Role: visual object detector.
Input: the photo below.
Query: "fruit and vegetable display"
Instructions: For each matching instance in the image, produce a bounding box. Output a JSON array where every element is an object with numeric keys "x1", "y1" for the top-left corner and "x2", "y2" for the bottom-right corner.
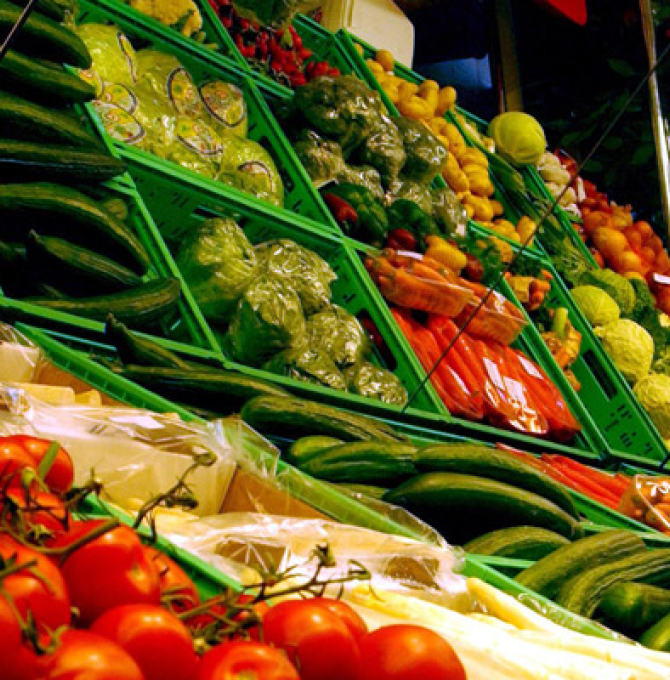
[{"x1": 121, "y1": 0, "x2": 207, "y2": 41}]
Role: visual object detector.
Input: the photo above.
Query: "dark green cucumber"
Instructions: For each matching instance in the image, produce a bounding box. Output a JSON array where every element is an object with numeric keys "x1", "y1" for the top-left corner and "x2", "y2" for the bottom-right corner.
[
  {"x1": 598, "y1": 583, "x2": 670, "y2": 633},
  {"x1": 334, "y1": 483, "x2": 389, "y2": 500},
  {"x1": 112, "y1": 365, "x2": 290, "y2": 415},
  {"x1": 383, "y1": 472, "x2": 584, "y2": 544},
  {"x1": 285, "y1": 436, "x2": 344, "y2": 467},
  {"x1": 6, "y1": 0, "x2": 65, "y2": 20},
  {"x1": 297, "y1": 441, "x2": 418, "y2": 484},
  {"x1": 105, "y1": 316, "x2": 192, "y2": 370},
  {"x1": 0, "y1": 91, "x2": 100, "y2": 146},
  {"x1": 27, "y1": 232, "x2": 141, "y2": 296},
  {"x1": 556, "y1": 548, "x2": 670, "y2": 617},
  {"x1": 0, "y1": 50, "x2": 95, "y2": 105},
  {"x1": 0, "y1": 241, "x2": 34, "y2": 297},
  {"x1": 416, "y1": 444, "x2": 578, "y2": 518},
  {"x1": 464, "y1": 526, "x2": 571, "y2": 560},
  {"x1": 0, "y1": 2, "x2": 90, "y2": 67},
  {"x1": 241, "y1": 395, "x2": 407, "y2": 443},
  {"x1": 640, "y1": 612, "x2": 670, "y2": 650},
  {"x1": 515, "y1": 530, "x2": 646, "y2": 599},
  {"x1": 0, "y1": 183, "x2": 149, "y2": 274},
  {"x1": 26, "y1": 277, "x2": 181, "y2": 328},
  {"x1": 100, "y1": 197, "x2": 129, "y2": 222},
  {"x1": 0, "y1": 141, "x2": 125, "y2": 183}
]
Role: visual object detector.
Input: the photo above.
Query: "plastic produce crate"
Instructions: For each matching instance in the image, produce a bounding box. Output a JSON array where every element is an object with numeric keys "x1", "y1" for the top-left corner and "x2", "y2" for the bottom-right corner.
[{"x1": 78, "y1": 0, "x2": 337, "y2": 234}]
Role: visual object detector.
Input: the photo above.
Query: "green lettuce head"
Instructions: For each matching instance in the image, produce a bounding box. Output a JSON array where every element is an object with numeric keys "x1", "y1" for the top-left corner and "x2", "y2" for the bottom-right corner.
[
  {"x1": 77, "y1": 23, "x2": 137, "y2": 89},
  {"x1": 595, "y1": 318, "x2": 654, "y2": 384},
  {"x1": 571, "y1": 285, "x2": 620, "y2": 327},
  {"x1": 634, "y1": 373, "x2": 670, "y2": 440}
]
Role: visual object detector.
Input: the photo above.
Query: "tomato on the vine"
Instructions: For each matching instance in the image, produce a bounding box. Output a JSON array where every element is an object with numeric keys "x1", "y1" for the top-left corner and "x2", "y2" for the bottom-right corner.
[
  {"x1": 145, "y1": 546, "x2": 199, "y2": 613},
  {"x1": 38, "y1": 629, "x2": 145, "y2": 680},
  {"x1": 311, "y1": 598, "x2": 368, "y2": 642},
  {"x1": 358, "y1": 625, "x2": 466, "y2": 680},
  {"x1": 91, "y1": 603, "x2": 198, "y2": 680},
  {"x1": 0, "y1": 439, "x2": 36, "y2": 489},
  {"x1": 4, "y1": 643, "x2": 39, "y2": 680},
  {"x1": 3, "y1": 435, "x2": 74, "y2": 494},
  {"x1": 198, "y1": 640, "x2": 299, "y2": 680},
  {"x1": 6, "y1": 488, "x2": 70, "y2": 538},
  {"x1": 262, "y1": 599, "x2": 360, "y2": 680},
  {"x1": 0, "y1": 595, "x2": 22, "y2": 669},
  {"x1": 187, "y1": 594, "x2": 269, "y2": 640}
]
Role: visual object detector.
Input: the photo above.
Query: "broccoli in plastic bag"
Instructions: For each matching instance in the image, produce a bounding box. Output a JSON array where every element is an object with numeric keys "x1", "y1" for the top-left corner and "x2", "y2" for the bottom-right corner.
[
  {"x1": 218, "y1": 136, "x2": 284, "y2": 206},
  {"x1": 77, "y1": 23, "x2": 137, "y2": 89},
  {"x1": 199, "y1": 80, "x2": 248, "y2": 138},
  {"x1": 432, "y1": 186, "x2": 468, "y2": 235},
  {"x1": 263, "y1": 346, "x2": 347, "y2": 390},
  {"x1": 393, "y1": 116, "x2": 448, "y2": 184},
  {"x1": 224, "y1": 275, "x2": 306, "y2": 366},
  {"x1": 338, "y1": 164, "x2": 385, "y2": 201},
  {"x1": 175, "y1": 218, "x2": 257, "y2": 324},
  {"x1": 387, "y1": 176, "x2": 433, "y2": 214},
  {"x1": 306, "y1": 305, "x2": 371, "y2": 369},
  {"x1": 344, "y1": 362, "x2": 408, "y2": 406},
  {"x1": 256, "y1": 239, "x2": 336, "y2": 315},
  {"x1": 293, "y1": 130, "x2": 347, "y2": 187},
  {"x1": 357, "y1": 113, "x2": 406, "y2": 184}
]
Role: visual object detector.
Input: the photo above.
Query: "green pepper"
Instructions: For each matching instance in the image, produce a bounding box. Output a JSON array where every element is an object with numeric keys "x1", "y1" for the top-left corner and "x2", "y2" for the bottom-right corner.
[
  {"x1": 386, "y1": 199, "x2": 440, "y2": 249},
  {"x1": 321, "y1": 183, "x2": 388, "y2": 246}
]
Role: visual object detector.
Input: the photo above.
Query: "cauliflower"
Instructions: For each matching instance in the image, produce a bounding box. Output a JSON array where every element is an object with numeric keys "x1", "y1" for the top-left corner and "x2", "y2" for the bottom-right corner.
[
  {"x1": 581, "y1": 269, "x2": 636, "y2": 316},
  {"x1": 571, "y1": 285, "x2": 620, "y2": 327},
  {"x1": 634, "y1": 374, "x2": 670, "y2": 440},
  {"x1": 595, "y1": 319, "x2": 654, "y2": 384},
  {"x1": 128, "y1": 0, "x2": 203, "y2": 37}
]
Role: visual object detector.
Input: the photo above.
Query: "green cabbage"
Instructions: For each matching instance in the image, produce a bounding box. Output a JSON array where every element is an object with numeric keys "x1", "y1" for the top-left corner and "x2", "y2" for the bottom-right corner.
[
  {"x1": 488, "y1": 112, "x2": 546, "y2": 166},
  {"x1": 344, "y1": 362, "x2": 408, "y2": 406},
  {"x1": 393, "y1": 116, "x2": 448, "y2": 184},
  {"x1": 634, "y1": 373, "x2": 670, "y2": 440},
  {"x1": 306, "y1": 305, "x2": 371, "y2": 369},
  {"x1": 581, "y1": 269, "x2": 636, "y2": 317},
  {"x1": 595, "y1": 319, "x2": 654, "y2": 384},
  {"x1": 263, "y1": 346, "x2": 347, "y2": 390},
  {"x1": 571, "y1": 285, "x2": 620, "y2": 327}
]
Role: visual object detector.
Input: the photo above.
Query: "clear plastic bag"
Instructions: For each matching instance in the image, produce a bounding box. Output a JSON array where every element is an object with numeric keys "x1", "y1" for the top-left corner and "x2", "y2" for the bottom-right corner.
[
  {"x1": 231, "y1": 0, "x2": 322, "y2": 28},
  {"x1": 618, "y1": 475, "x2": 670, "y2": 533}
]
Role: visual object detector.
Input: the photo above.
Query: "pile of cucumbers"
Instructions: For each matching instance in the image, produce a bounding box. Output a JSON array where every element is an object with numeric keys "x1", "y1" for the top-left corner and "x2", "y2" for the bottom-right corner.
[{"x1": 0, "y1": 0, "x2": 181, "y2": 328}]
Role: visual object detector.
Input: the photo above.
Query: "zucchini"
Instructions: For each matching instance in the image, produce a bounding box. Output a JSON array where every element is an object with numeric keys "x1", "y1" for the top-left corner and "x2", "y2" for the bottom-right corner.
[
  {"x1": 26, "y1": 277, "x2": 181, "y2": 328},
  {"x1": 5, "y1": 0, "x2": 65, "y2": 21},
  {"x1": 598, "y1": 582, "x2": 670, "y2": 633},
  {"x1": 640, "y1": 611, "x2": 670, "y2": 651},
  {"x1": 464, "y1": 526, "x2": 571, "y2": 560},
  {"x1": 334, "y1": 483, "x2": 389, "y2": 500},
  {"x1": 241, "y1": 395, "x2": 407, "y2": 443},
  {"x1": 516, "y1": 530, "x2": 646, "y2": 599},
  {"x1": 383, "y1": 472, "x2": 584, "y2": 544},
  {"x1": 0, "y1": 91, "x2": 100, "y2": 146},
  {"x1": 112, "y1": 365, "x2": 291, "y2": 415},
  {"x1": 297, "y1": 441, "x2": 418, "y2": 484},
  {"x1": 0, "y1": 183, "x2": 149, "y2": 274},
  {"x1": 105, "y1": 316, "x2": 192, "y2": 370},
  {"x1": 285, "y1": 436, "x2": 344, "y2": 467},
  {"x1": 556, "y1": 548, "x2": 670, "y2": 617},
  {"x1": 0, "y1": 2, "x2": 90, "y2": 67},
  {"x1": 417, "y1": 443, "x2": 578, "y2": 518},
  {"x1": 0, "y1": 50, "x2": 95, "y2": 105},
  {"x1": 26, "y1": 231, "x2": 142, "y2": 296},
  {"x1": 0, "y1": 140, "x2": 125, "y2": 183}
]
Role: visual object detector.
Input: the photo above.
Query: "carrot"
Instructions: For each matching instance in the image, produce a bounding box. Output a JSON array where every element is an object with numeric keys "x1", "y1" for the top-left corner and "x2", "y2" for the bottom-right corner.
[
  {"x1": 545, "y1": 456, "x2": 629, "y2": 497},
  {"x1": 543, "y1": 457, "x2": 620, "y2": 506}
]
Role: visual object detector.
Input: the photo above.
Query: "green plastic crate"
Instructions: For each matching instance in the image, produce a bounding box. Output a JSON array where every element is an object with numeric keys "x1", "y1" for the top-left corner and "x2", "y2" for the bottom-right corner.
[{"x1": 78, "y1": 0, "x2": 337, "y2": 234}]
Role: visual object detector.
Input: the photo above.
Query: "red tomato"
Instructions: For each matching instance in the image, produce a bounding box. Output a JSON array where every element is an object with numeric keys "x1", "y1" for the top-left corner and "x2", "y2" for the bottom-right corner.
[
  {"x1": 263, "y1": 600, "x2": 360, "y2": 680},
  {"x1": 52, "y1": 520, "x2": 161, "y2": 625},
  {"x1": 311, "y1": 598, "x2": 368, "y2": 642},
  {"x1": 0, "y1": 595, "x2": 22, "y2": 670},
  {"x1": 186, "y1": 594, "x2": 269, "y2": 641},
  {"x1": 6, "y1": 488, "x2": 70, "y2": 538},
  {"x1": 4, "y1": 643, "x2": 39, "y2": 680},
  {"x1": 4, "y1": 435, "x2": 74, "y2": 494},
  {"x1": 38, "y1": 630, "x2": 145, "y2": 680},
  {"x1": 91, "y1": 604, "x2": 198, "y2": 680},
  {"x1": 144, "y1": 546, "x2": 199, "y2": 613},
  {"x1": 358, "y1": 625, "x2": 466, "y2": 680},
  {"x1": 198, "y1": 640, "x2": 299, "y2": 680},
  {"x1": 0, "y1": 534, "x2": 71, "y2": 637},
  {"x1": 0, "y1": 439, "x2": 36, "y2": 489}
]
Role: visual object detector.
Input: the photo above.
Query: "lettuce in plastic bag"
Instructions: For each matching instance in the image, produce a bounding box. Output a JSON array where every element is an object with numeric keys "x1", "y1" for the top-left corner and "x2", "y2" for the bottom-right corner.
[
  {"x1": 77, "y1": 23, "x2": 137, "y2": 88},
  {"x1": 432, "y1": 186, "x2": 467, "y2": 235},
  {"x1": 306, "y1": 305, "x2": 371, "y2": 369},
  {"x1": 344, "y1": 362, "x2": 408, "y2": 406},
  {"x1": 176, "y1": 218, "x2": 257, "y2": 324},
  {"x1": 293, "y1": 130, "x2": 347, "y2": 187},
  {"x1": 223, "y1": 275, "x2": 306, "y2": 366},
  {"x1": 387, "y1": 176, "x2": 433, "y2": 214},
  {"x1": 357, "y1": 113, "x2": 406, "y2": 184},
  {"x1": 256, "y1": 239, "x2": 335, "y2": 315},
  {"x1": 200, "y1": 80, "x2": 248, "y2": 138},
  {"x1": 393, "y1": 116, "x2": 448, "y2": 184},
  {"x1": 263, "y1": 346, "x2": 347, "y2": 390}
]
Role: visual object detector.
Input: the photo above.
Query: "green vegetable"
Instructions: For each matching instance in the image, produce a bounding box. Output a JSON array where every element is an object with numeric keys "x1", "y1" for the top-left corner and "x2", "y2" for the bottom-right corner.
[
  {"x1": 357, "y1": 113, "x2": 406, "y2": 184},
  {"x1": 344, "y1": 362, "x2": 408, "y2": 406},
  {"x1": 231, "y1": 0, "x2": 320, "y2": 28},
  {"x1": 581, "y1": 269, "x2": 636, "y2": 316},
  {"x1": 263, "y1": 346, "x2": 347, "y2": 391},
  {"x1": 285, "y1": 436, "x2": 343, "y2": 467},
  {"x1": 293, "y1": 130, "x2": 346, "y2": 188},
  {"x1": 386, "y1": 199, "x2": 440, "y2": 247},
  {"x1": 6, "y1": 0, "x2": 65, "y2": 21},
  {"x1": 640, "y1": 611, "x2": 670, "y2": 651},
  {"x1": 633, "y1": 373, "x2": 670, "y2": 440},
  {"x1": 598, "y1": 582, "x2": 670, "y2": 633},
  {"x1": 199, "y1": 80, "x2": 248, "y2": 139},
  {"x1": 594, "y1": 318, "x2": 654, "y2": 383},
  {"x1": 570, "y1": 285, "x2": 620, "y2": 327},
  {"x1": 337, "y1": 164, "x2": 384, "y2": 200},
  {"x1": 488, "y1": 112, "x2": 546, "y2": 166},
  {"x1": 629, "y1": 278, "x2": 670, "y2": 359},
  {"x1": 393, "y1": 116, "x2": 447, "y2": 184},
  {"x1": 176, "y1": 217, "x2": 257, "y2": 324},
  {"x1": 306, "y1": 305, "x2": 371, "y2": 369},
  {"x1": 431, "y1": 186, "x2": 467, "y2": 235},
  {"x1": 386, "y1": 176, "x2": 433, "y2": 214},
  {"x1": 464, "y1": 526, "x2": 571, "y2": 560},
  {"x1": 322, "y1": 183, "x2": 388, "y2": 246},
  {"x1": 77, "y1": 23, "x2": 136, "y2": 86}
]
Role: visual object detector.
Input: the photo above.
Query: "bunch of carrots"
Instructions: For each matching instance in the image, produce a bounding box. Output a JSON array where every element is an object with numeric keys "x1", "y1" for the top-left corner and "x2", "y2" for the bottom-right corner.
[{"x1": 391, "y1": 307, "x2": 581, "y2": 442}]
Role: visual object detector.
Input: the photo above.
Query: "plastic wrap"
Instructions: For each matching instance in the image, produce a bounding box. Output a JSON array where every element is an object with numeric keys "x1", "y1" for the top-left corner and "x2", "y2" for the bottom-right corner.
[
  {"x1": 305, "y1": 305, "x2": 371, "y2": 369},
  {"x1": 393, "y1": 117, "x2": 448, "y2": 185},
  {"x1": 619, "y1": 475, "x2": 670, "y2": 533},
  {"x1": 338, "y1": 164, "x2": 385, "y2": 201},
  {"x1": 77, "y1": 23, "x2": 138, "y2": 88},
  {"x1": 262, "y1": 346, "x2": 347, "y2": 391},
  {"x1": 175, "y1": 217, "x2": 257, "y2": 324},
  {"x1": 344, "y1": 362, "x2": 408, "y2": 406},
  {"x1": 293, "y1": 131, "x2": 347, "y2": 188},
  {"x1": 386, "y1": 176, "x2": 433, "y2": 214},
  {"x1": 231, "y1": 0, "x2": 322, "y2": 28},
  {"x1": 0, "y1": 323, "x2": 42, "y2": 384},
  {"x1": 432, "y1": 186, "x2": 468, "y2": 236},
  {"x1": 357, "y1": 113, "x2": 406, "y2": 184},
  {"x1": 199, "y1": 81, "x2": 248, "y2": 138}
]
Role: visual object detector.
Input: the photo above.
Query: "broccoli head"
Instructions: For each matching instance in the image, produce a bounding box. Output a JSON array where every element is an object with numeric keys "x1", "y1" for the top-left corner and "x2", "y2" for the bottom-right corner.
[
  {"x1": 293, "y1": 130, "x2": 346, "y2": 187},
  {"x1": 393, "y1": 116, "x2": 448, "y2": 184},
  {"x1": 357, "y1": 113, "x2": 406, "y2": 185}
]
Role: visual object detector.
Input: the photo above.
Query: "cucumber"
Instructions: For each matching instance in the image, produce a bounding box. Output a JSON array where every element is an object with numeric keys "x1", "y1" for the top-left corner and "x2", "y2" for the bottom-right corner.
[
  {"x1": 0, "y1": 50, "x2": 95, "y2": 105},
  {"x1": 26, "y1": 232, "x2": 142, "y2": 296},
  {"x1": 516, "y1": 530, "x2": 646, "y2": 599},
  {"x1": 0, "y1": 2, "x2": 90, "y2": 67},
  {"x1": 417, "y1": 443, "x2": 578, "y2": 518},
  {"x1": 556, "y1": 548, "x2": 670, "y2": 617},
  {"x1": 26, "y1": 277, "x2": 181, "y2": 328},
  {"x1": 285, "y1": 436, "x2": 344, "y2": 467},
  {"x1": 297, "y1": 441, "x2": 418, "y2": 484},
  {"x1": 111, "y1": 365, "x2": 291, "y2": 415},
  {"x1": 334, "y1": 483, "x2": 389, "y2": 500},
  {"x1": 464, "y1": 526, "x2": 571, "y2": 560},
  {"x1": 100, "y1": 197, "x2": 129, "y2": 222},
  {"x1": 241, "y1": 395, "x2": 407, "y2": 443},
  {"x1": 640, "y1": 611, "x2": 670, "y2": 651},
  {"x1": 0, "y1": 241, "x2": 33, "y2": 297},
  {"x1": 5, "y1": 0, "x2": 65, "y2": 21},
  {"x1": 598, "y1": 582, "x2": 670, "y2": 633},
  {"x1": 383, "y1": 472, "x2": 584, "y2": 544},
  {"x1": 0, "y1": 91, "x2": 100, "y2": 146},
  {"x1": 0, "y1": 183, "x2": 149, "y2": 274},
  {"x1": 0, "y1": 140, "x2": 125, "y2": 183},
  {"x1": 105, "y1": 316, "x2": 193, "y2": 370}
]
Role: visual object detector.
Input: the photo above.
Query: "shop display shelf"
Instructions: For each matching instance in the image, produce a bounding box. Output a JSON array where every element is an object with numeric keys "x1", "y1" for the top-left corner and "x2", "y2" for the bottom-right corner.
[{"x1": 78, "y1": 0, "x2": 338, "y2": 235}]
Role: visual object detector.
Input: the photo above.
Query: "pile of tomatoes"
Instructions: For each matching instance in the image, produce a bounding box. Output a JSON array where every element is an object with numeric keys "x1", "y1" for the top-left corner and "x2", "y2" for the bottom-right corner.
[{"x1": 0, "y1": 433, "x2": 467, "y2": 680}]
